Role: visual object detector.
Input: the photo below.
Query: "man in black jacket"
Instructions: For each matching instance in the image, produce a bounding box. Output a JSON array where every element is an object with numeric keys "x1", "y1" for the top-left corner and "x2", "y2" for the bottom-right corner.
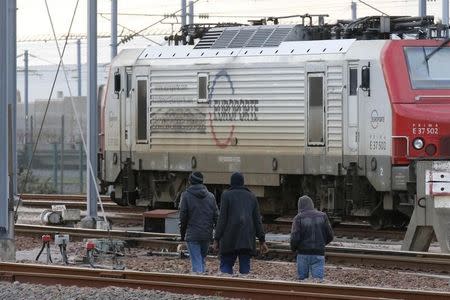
[
  {"x1": 213, "y1": 172, "x2": 268, "y2": 274},
  {"x1": 290, "y1": 195, "x2": 334, "y2": 280},
  {"x1": 179, "y1": 172, "x2": 218, "y2": 273}
]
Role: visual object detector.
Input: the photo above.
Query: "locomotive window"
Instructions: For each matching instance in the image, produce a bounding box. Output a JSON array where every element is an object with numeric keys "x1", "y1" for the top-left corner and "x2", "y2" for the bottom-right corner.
[
  {"x1": 349, "y1": 68, "x2": 358, "y2": 95},
  {"x1": 114, "y1": 73, "x2": 121, "y2": 93},
  {"x1": 307, "y1": 74, "x2": 325, "y2": 146},
  {"x1": 198, "y1": 73, "x2": 209, "y2": 103},
  {"x1": 137, "y1": 79, "x2": 148, "y2": 141},
  {"x1": 126, "y1": 67, "x2": 132, "y2": 97},
  {"x1": 404, "y1": 47, "x2": 450, "y2": 89}
]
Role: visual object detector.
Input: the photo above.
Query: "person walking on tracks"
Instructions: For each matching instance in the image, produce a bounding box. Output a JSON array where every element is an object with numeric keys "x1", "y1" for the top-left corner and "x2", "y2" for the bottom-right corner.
[
  {"x1": 213, "y1": 172, "x2": 268, "y2": 274},
  {"x1": 179, "y1": 171, "x2": 218, "y2": 273},
  {"x1": 290, "y1": 195, "x2": 334, "y2": 280}
]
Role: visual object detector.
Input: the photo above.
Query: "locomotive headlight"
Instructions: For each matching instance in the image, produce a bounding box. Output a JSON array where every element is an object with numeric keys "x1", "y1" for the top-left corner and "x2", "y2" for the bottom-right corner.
[{"x1": 413, "y1": 138, "x2": 424, "y2": 150}]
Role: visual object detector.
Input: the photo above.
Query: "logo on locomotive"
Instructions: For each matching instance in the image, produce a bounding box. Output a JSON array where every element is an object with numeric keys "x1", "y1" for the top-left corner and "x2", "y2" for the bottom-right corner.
[{"x1": 370, "y1": 110, "x2": 385, "y2": 129}]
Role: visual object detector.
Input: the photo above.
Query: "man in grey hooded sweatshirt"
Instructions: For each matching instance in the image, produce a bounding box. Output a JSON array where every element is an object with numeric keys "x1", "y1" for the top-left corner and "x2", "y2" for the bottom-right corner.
[
  {"x1": 179, "y1": 172, "x2": 218, "y2": 273},
  {"x1": 290, "y1": 195, "x2": 334, "y2": 280}
]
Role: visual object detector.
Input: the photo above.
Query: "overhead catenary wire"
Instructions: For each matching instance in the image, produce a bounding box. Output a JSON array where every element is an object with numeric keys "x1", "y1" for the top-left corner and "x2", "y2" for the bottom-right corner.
[
  {"x1": 118, "y1": 0, "x2": 203, "y2": 45},
  {"x1": 13, "y1": 0, "x2": 80, "y2": 222},
  {"x1": 98, "y1": 13, "x2": 161, "y2": 45}
]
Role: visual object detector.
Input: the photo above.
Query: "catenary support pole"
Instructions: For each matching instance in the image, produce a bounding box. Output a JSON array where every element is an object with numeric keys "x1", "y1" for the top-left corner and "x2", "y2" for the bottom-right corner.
[
  {"x1": 443, "y1": 0, "x2": 449, "y2": 28},
  {"x1": 24, "y1": 50, "x2": 29, "y2": 145},
  {"x1": 0, "y1": 0, "x2": 15, "y2": 262},
  {"x1": 77, "y1": 39, "x2": 82, "y2": 97},
  {"x1": 86, "y1": 0, "x2": 98, "y2": 225},
  {"x1": 181, "y1": 0, "x2": 187, "y2": 27},
  {"x1": 7, "y1": 0, "x2": 17, "y2": 197},
  {"x1": 79, "y1": 142, "x2": 83, "y2": 194},
  {"x1": 419, "y1": 0, "x2": 426, "y2": 17},
  {"x1": 111, "y1": 0, "x2": 117, "y2": 59},
  {"x1": 60, "y1": 115, "x2": 65, "y2": 194},
  {"x1": 351, "y1": 2, "x2": 357, "y2": 21},
  {"x1": 188, "y1": 1, "x2": 194, "y2": 25}
]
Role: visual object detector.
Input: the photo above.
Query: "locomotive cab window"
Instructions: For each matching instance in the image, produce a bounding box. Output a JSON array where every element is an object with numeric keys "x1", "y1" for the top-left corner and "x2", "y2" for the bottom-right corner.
[
  {"x1": 307, "y1": 73, "x2": 325, "y2": 146},
  {"x1": 349, "y1": 68, "x2": 358, "y2": 96},
  {"x1": 126, "y1": 67, "x2": 132, "y2": 97},
  {"x1": 404, "y1": 46, "x2": 450, "y2": 89},
  {"x1": 114, "y1": 72, "x2": 121, "y2": 94},
  {"x1": 197, "y1": 73, "x2": 209, "y2": 103},
  {"x1": 136, "y1": 79, "x2": 148, "y2": 142}
]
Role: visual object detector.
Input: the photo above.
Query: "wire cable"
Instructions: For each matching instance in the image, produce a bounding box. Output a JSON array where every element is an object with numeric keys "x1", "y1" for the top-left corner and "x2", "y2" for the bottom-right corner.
[
  {"x1": 118, "y1": 0, "x2": 203, "y2": 45},
  {"x1": 98, "y1": 13, "x2": 161, "y2": 45},
  {"x1": 14, "y1": 0, "x2": 80, "y2": 222}
]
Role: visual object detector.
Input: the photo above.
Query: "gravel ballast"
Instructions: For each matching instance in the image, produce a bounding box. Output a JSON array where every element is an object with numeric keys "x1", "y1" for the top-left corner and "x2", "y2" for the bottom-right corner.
[
  {"x1": 0, "y1": 282, "x2": 237, "y2": 300},
  {"x1": 13, "y1": 237, "x2": 450, "y2": 293}
]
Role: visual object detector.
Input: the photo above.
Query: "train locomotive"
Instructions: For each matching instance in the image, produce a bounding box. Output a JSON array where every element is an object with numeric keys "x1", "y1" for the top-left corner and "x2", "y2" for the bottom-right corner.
[{"x1": 99, "y1": 15, "x2": 450, "y2": 228}]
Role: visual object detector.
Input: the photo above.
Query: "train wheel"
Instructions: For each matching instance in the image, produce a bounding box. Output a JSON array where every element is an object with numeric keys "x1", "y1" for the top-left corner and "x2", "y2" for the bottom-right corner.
[{"x1": 369, "y1": 213, "x2": 385, "y2": 230}]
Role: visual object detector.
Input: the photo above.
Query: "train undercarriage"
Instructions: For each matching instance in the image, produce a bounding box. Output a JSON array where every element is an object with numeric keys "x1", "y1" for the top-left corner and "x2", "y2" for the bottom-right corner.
[{"x1": 105, "y1": 163, "x2": 412, "y2": 229}]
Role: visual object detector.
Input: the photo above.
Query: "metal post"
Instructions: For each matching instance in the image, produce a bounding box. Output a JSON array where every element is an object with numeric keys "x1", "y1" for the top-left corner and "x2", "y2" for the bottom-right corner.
[
  {"x1": 60, "y1": 115, "x2": 65, "y2": 194},
  {"x1": 111, "y1": 0, "x2": 117, "y2": 59},
  {"x1": 86, "y1": 0, "x2": 98, "y2": 222},
  {"x1": 443, "y1": 0, "x2": 449, "y2": 27},
  {"x1": 77, "y1": 39, "x2": 82, "y2": 97},
  {"x1": 53, "y1": 143, "x2": 58, "y2": 191},
  {"x1": 181, "y1": 0, "x2": 187, "y2": 27},
  {"x1": 79, "y1": 142, "x2": 83, "y2": 194},
  {"x1": 188, "y1": 1, "x2": 194, "y2": 25},
  {"x1": 419, "y1": 0, "x2": 426, "y2": 17},
  {"x1": 30, "y1": 115, "x2": 33, "y2": 145},
  {"x1": 1, "y1": 0, "x2": 16, "y2": 262},
  {"x1": 7, "y1": 0, "x2": 17, "y2": 197},
  {"x1": 24, "y1": 50, "x2": 29, "y2": 144},
  {"x1": 0, "y1": 0, "x2": 8, "y2": 235},
  {"x1": 351, "y1": 2, "x2": 357, "y2": 21},
  {"x1": 24, "y1": 50, "x2": 29, "y2": 170}
]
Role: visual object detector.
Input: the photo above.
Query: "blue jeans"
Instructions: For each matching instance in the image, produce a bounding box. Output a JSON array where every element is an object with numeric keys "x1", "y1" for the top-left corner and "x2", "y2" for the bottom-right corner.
[
  {"x1": 187, "y1": 241, "x2": 209, "y2": 273},
  {"x1": 220, "y1": 253, "x2": 251, "y2": 274},
  {"x1": 296, "y1": 254, "x2": 325, "y2": 280}
]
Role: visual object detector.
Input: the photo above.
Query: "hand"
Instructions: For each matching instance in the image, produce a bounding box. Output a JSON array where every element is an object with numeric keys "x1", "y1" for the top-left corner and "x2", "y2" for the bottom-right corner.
[
  {"x1": 259, "y1": 242, "x2": 269, "y2": 254},
  {"x1": 213, "y1": 240, "x2": 219, "y2": 252},
  {"x1": 177, "y1": 242, "x2": 187, "y2": 252}
]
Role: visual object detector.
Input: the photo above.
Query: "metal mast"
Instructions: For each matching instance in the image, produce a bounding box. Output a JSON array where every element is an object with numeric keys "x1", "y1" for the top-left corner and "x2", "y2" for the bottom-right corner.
[
  {"x1": 419, "y1": 0, "x2": 426, "y2": 17},
  {"x1": 77, "y1": 39, "x2": 82, "y2": 96},
  {"x1": 111, "y1": 0, "x2": 117, "y2": 59},
  {"x1": 87, "y1": 0, "x2": 98, "y2": 223},
  {"x1": 0, "y1": 0, "x2": 16, "y2": 262}
]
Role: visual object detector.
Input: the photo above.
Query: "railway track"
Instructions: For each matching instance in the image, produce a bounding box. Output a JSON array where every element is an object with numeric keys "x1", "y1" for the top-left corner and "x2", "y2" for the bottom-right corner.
[
  {"x1": 21, "y1": 194, "x2": 407, "y2": 241},
  {"x1": 1, "y1": 262, "x2": 448, "y2": 300},
  {"x1": 15, "y1": 224, "x2": 450, "y2": 273},
  {"x1": 19, "y1": 194, "x2": 145, "y2": 223}
]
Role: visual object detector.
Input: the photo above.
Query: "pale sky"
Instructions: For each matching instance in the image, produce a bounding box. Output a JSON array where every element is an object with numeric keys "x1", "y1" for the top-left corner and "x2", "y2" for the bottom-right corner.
[
  {"x1": 14, "y1": 0, "x2": 448, "y2": 101},
  {"x1": 17, "y1": 0, "x2": 446, "y2": 39},
  {"x1": 15, "y1": 0, "x2": 447, "y2": 67}
]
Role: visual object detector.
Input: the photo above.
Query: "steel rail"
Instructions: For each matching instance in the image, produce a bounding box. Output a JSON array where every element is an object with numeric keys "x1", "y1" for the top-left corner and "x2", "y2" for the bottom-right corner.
[
  {"x1": 15, "y1": 224, "x2": 450, "y2": 273},
  {"x1": 1, "y1": 262, "x2": 448, "y2": 300},
  {"x1": 21, "y1": 193, "x2": 110, "y2": 202}
]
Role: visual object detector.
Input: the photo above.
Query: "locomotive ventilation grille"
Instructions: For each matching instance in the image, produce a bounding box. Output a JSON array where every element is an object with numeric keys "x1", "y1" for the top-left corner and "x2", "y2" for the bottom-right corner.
[
  {"x1": 440, "y1": 136, "x2": 450, "y2": 157},
  {"x1": 194, "y1": 25, "x2": 295, "y2": 49}
]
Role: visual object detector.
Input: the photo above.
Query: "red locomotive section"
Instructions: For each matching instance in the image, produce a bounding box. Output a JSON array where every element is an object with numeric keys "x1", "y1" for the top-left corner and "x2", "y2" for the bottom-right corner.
[{"x1": 382, "y1": 40, "x2": 450, "y2": 165}]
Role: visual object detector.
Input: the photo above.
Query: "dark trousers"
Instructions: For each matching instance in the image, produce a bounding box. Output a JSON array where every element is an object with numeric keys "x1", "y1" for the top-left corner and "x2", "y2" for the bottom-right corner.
[{"x1": 220, "y1": 253, "x2": 251, "y2": 274}]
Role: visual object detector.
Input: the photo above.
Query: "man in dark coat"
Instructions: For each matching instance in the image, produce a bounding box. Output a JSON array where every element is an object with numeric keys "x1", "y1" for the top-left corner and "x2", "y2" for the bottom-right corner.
[
  {"x1": 179, "y1": 172, "x2": 218, "y2": 273},
  {"x1": 290, "y1": 195, "x2": 334, "y2": 280},
  {"x1": 213, "y1": 172, "x2": 268, "y2": 274}
]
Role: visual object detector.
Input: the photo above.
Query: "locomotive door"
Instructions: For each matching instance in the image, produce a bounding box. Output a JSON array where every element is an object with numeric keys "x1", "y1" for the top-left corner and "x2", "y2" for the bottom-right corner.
[
  {"x1": 304, "y1": 68, "x2": 327, "y2": 175},
  {"x1": 135, "y1": 72, "x2": 149, "y2": 144},
  {"x1": 347, "y1": 63, "x2": 359, "y2": 155},
  {"x1": 307, "y1": 73, "x2": 326, "y2": 147}
]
